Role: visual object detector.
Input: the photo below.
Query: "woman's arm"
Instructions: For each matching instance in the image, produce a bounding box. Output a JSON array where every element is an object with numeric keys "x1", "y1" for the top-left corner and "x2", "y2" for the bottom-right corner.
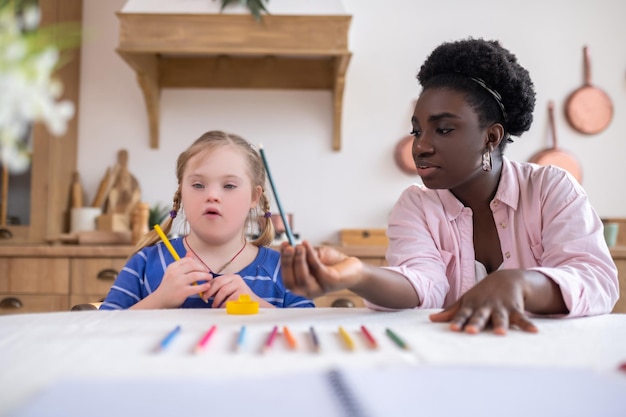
[{"x1": 280, "y1": 241, "x2": 420, "y2": 308}]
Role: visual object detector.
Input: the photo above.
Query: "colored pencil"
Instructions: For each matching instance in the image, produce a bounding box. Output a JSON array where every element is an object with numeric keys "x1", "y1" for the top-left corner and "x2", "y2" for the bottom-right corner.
[
  {"x1": 154, "y1": 224, "x2": 205, "y2": 302},
  {"x1": 258, "y1": 145, "x2": 295, "y2": 246},
  {"x1": 283, "y1": 326, "x2": 297, "y2": 350},
  {"x1": 154, "y1": 224, "x2": 180, "y2": 260},
  {"x1": 310, "y1": 326, "x2": 320, "y2": 353},
  {"x1": 360, "y1": 325, "x2": 378, "y2": 349},
  {"x1": 263, "y1": 325, "x2": 279, "y2": 353},
  {"x1": 385, "y1": 327, "x2": 409, "y2": 350},
  {"x1": 338, "y1": 326, "x2": 355, "y2": 351},
  {"x1": 155, "y1": 325, "x2": 181, "y2": 353},
  {"x1": 235, "y1": 325, "x2": 246, "y2": 352},
  {"x1": 194, "y1": 325, "x2": 217, "y2": 354}
]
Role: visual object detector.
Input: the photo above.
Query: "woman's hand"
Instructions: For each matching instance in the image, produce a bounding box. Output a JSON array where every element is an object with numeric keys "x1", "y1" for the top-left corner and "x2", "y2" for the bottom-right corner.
[
  {"x1": 204, "y1": 274, "x2": 274, "y2": 308},
  {"x1": 429, "y1": 269, "x2": 539, "y2": 335},
  {"x1": 145, "y1": 253, "x2": 213, "y2": 309},
  {"x1": 279, "y1": 241, "x2": 364, "y2": 299}
]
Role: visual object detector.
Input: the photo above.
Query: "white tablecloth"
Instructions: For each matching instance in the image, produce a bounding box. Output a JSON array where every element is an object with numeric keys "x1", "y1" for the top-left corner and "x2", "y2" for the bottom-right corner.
[{"x1": 1, "y1": 308, "x2": 625, "y2": 416}]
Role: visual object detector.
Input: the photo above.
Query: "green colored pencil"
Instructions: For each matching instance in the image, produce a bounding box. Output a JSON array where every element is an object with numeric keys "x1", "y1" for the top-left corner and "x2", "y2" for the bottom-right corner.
[{"x1": 385, "y1": 328, "x2": 409, "y2": 350}]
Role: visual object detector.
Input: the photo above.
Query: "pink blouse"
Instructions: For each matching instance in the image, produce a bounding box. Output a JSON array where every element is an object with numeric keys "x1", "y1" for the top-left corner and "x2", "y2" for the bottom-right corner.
[{"x1": 377, "y1": 158, "x2": 618, "y2": 317}]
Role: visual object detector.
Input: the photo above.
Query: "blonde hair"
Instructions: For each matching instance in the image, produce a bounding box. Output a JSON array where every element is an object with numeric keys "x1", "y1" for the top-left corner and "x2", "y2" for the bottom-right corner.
[{"x1": 132, "y1": 131, "x2": 275, "y2": 254}]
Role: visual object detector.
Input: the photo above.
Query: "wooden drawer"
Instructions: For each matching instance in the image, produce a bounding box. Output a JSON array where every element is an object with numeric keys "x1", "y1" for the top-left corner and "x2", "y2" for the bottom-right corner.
[
  {"x1": 0, "y1": 258, "x2": 69, "y2": 294},
  {"x1": 0, "y1": 294, "x2": 69, "y2": 314},
  {"x1": 314, "y1": 289, "x2": 365, "y2": 308},
  {"x1": 70, "y1": 258, "x2": 127, "y2": 296}
]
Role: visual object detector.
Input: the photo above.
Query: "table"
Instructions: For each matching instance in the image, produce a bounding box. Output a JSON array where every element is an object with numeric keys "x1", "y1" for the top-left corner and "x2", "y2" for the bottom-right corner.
[{"x1": 1, "y1": 308, "x2": 625, "y2": 416}]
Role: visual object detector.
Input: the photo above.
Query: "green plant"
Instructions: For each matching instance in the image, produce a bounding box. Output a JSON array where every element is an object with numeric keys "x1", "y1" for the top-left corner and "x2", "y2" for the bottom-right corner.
[
  {"x1": 218, "y1": 0, "x2": 269, "y2": 22},
  {"x1": 148, "y1": 203, "x2": 170, "y2": 229}
]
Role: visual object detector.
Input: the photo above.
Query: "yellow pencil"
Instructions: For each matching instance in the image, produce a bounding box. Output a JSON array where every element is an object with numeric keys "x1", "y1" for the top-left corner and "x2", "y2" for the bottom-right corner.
[
  {"x1": 154, "y1": 224, "x2": 205, "y2": 302},
  {"x1": 154, "y1": 224, "x2": 180, "y2": 260},
  {"x1": 338, "y1": 326, "x2": 355, "y2": 351}
]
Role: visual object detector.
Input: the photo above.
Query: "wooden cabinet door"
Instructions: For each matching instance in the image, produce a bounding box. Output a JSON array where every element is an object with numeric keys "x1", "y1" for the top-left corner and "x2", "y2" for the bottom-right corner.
[
  {"x1": 0, "y1": 294, "x2": 69, "y2": 315},
  {"x1": 70, "y1": 258, "x2": 127, "y2": 299},
  {"x1": 0, "y1": 258, "x2": 69, "y2": 293}
]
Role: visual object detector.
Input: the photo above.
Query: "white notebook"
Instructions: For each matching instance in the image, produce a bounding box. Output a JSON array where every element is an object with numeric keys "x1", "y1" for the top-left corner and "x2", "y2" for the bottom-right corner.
[{"x1": 7, "y1": 365, "x2": 626, "y2": 417}]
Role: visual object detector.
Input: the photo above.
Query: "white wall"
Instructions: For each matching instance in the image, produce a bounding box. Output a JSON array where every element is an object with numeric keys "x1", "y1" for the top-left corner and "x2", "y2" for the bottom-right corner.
[{"x1": 77, "y1": 0, "x2": 626, "y2": 245}]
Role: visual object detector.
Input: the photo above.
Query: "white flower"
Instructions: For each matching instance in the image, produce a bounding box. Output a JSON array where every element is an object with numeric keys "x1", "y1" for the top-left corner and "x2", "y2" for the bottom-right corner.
[{"x1": 0, "y1": 4, "x2": 77, "y2": 174}]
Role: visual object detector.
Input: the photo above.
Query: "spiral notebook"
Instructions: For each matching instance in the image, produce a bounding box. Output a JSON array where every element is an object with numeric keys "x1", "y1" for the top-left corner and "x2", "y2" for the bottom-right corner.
[{"x1": 7, "y1": 366, "x2": 626, "y2": 417}]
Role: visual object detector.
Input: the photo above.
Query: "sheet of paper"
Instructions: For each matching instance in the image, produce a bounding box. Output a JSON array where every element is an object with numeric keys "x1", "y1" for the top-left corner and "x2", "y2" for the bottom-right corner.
[{"x1": 7, "y1": 365, "x2": 626, "y2": 417}]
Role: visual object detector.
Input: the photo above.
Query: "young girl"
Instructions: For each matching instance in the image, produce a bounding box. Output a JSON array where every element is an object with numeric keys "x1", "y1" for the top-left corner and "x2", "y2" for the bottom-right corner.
[
  {"x1": 280, "y1": 38, "x2": 618, "y2": 333},
  {"x1": 100, "y1": 131, "x2": 314, "y2": 309}
]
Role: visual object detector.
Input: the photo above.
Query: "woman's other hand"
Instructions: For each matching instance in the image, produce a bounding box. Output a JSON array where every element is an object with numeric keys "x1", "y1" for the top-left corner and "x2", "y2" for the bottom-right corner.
[
  {"x1": 280, "y1": 241, "x2": 364, "y2": 298},
  {"x1": 429, "y1": 269, "x2": 567, "y2": 335},
  {"x1": 430, "y1": 269, "x2": 568, "y2": 335}
]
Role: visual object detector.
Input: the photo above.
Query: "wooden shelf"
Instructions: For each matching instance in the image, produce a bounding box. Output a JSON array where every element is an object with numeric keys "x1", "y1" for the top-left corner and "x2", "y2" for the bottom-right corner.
[{"x1": 116, "y1": 12, "x2": 352, "y2": 150}]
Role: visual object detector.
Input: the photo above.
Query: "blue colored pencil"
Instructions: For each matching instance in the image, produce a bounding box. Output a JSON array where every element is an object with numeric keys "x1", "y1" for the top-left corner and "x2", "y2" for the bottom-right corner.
[
  {"x1": 155, "y1": 325, "x2": 181, "y2": 353},
  {"x1": 235, "y1": 325, "x2": 246, "y2": 352},
  {"x1": 258, "y1": 145, "x2": 295, "y2": 246}
]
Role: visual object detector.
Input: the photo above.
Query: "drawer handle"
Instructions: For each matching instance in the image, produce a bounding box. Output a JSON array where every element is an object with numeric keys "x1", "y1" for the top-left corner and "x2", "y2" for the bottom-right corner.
[
  {"x1": 97, "y1": 269, "x2": 119, "y2": 281},
  {"x1": 0, "y1": 297, "x2": 23, "y2": 309},
  {"x1": 0, "y1": 228, "x2": 13, "y2": 240},
  {"x1": 331, "y1": 298, "x2": 356, "y2": 308}
]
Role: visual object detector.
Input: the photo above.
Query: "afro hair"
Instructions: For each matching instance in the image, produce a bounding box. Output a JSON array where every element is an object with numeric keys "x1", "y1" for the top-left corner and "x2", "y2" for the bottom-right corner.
[{"x1": 417, "y1": 38, "x2": 536, "y2": 138}]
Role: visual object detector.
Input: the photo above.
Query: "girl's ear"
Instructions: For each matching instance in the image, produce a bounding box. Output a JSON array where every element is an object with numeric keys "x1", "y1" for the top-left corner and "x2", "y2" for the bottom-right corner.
[{"x1": 250, "y1": 185, "x2": 262, "y2": 209}]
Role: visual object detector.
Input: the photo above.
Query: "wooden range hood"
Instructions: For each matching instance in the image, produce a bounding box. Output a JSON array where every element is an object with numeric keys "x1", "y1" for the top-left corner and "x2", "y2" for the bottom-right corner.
[{"x1": 116, "y1": 12, "x2": 352, "y2": 150}]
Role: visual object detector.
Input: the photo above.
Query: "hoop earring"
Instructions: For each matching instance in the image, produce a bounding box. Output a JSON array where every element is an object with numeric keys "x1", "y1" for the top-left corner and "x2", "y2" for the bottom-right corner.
[{"x1": 482, "y1": 148, "x2": 492, "y2": 172}]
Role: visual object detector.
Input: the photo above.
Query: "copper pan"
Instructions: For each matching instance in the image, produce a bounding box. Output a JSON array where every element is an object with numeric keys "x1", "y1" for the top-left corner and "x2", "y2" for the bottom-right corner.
[
  {"x1": 529, "y1": 102, "x2": 583, "y2": 183},
  {"x1": 394, "y1": 135, "x2": 419, "y2": 175},
  {"x1": 564, "y1": 45, "x2": 613, "y2": 135}
]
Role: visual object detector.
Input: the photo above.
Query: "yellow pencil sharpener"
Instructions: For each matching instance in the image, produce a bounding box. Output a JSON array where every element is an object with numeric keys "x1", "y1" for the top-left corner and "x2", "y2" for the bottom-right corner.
[{"x1": 226, "y1": 294, "x2": 259, "y2": 315}]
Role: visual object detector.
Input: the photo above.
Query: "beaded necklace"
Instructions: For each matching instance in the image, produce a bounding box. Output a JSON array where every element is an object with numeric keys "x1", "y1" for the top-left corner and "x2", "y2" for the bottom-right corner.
[{"x1": 184, "y1": 236, "x2": 247, "y2": 275}]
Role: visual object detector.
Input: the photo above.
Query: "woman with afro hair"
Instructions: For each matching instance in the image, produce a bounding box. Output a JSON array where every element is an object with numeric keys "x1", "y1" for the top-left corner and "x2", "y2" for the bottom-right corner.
[{"x1": 280, "y1": 38, "x2": 618, "y2": 335}]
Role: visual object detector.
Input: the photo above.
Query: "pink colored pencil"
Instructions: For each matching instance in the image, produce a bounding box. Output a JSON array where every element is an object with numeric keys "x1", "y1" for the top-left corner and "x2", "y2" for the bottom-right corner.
[
  {"x1": 194, "y1": 325, "x2": 217, "y2": 354},
  {"x1": 263, "y1": 325, "x2": 279, "y2": 353}
]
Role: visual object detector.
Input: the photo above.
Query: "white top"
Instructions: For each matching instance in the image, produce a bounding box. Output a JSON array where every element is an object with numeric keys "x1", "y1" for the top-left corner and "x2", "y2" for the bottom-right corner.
[{"x1": 1, "y1": 308, "x2": 625, "y2": 416}]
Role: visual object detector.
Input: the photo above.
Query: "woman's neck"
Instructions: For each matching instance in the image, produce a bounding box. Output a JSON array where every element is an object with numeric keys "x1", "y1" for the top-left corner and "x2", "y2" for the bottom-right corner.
[{"x1": 451, "y1": 159, "x2": 503, "y2": 211}]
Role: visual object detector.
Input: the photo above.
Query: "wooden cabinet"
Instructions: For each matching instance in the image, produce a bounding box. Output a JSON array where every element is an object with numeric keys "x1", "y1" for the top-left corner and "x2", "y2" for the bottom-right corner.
[
  {"x1": 0, "y1": 245, "x2": 132, "y2": 314},
  {"x1": 1, "y1": 244, "x2": 623, "y2": 313}
]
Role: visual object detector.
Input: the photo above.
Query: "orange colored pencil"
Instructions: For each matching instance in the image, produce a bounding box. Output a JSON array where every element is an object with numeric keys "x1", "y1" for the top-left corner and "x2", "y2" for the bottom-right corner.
[{"x1": 283, "y1": 326, "x2": 297, "y2": 350}]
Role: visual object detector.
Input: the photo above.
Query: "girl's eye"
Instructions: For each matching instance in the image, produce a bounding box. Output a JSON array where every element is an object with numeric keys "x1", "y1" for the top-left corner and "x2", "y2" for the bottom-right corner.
[
  {"x1": 436, "y1": 127, "x2": 453, "y2": 135},
  {"x1": 410, "y1": 129, "x2": 421, "y2": 137},
  {"x1": 192, "y1": 183, "x2": 204, "y2": 189},
  {"x1": 224, "y1": 184, "x2": 236, "y2": 190}
]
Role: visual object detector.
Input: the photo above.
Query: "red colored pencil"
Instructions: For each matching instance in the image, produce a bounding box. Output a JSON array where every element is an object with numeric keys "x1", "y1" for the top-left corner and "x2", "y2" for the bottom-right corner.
[{"x1": 360, "y1": 325, "x2": 378, "y2": 349}]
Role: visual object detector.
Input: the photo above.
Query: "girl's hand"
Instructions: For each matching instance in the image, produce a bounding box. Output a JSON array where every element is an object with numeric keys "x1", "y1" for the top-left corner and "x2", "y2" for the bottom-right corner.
[
  {"x1": 429, "y1": 269, "x2": 538, "y2": 335},
  {"x1": 204, "y1": 274, "x2": 273, "y2": 308},
  {"x1": 149, "y1": 252, "x2": 213, "y2": 308},
  {"x1": 280, "y1": 240, "x2": 365, "y2": 298}
]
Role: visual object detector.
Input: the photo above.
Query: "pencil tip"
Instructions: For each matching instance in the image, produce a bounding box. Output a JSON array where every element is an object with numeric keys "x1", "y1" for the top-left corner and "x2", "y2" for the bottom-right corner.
[{"x1": 259, "y1": 143, "x2": 263, "y2": 149}]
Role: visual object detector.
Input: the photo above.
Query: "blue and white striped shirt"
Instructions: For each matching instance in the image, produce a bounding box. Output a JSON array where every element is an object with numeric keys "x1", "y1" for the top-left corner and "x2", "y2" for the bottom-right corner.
[{"x1": 100, "y1": 237, "x2": 314, "y2": 310}]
